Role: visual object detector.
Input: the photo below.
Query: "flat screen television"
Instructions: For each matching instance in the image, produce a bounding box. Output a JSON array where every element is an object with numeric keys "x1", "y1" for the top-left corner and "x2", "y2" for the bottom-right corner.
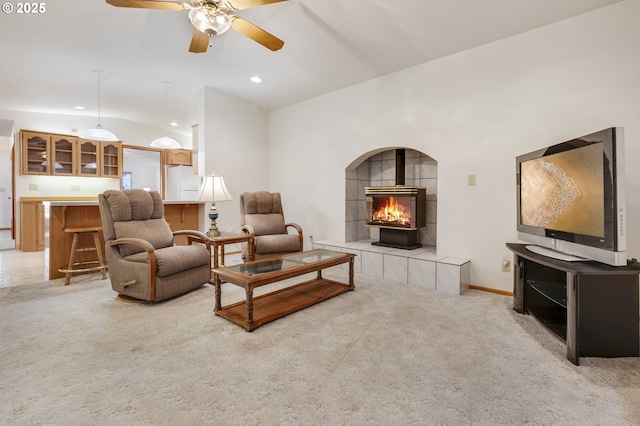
[{"x1": 516, "y1": 127, "x2": 627, "y2": 266}]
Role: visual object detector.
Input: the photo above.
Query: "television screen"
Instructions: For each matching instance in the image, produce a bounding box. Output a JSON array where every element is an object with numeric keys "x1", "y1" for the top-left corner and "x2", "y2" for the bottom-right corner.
[
  {"x1": 520, "y1": 142, "x2": 604, "y2": 238},
  {"x1": 516, "y1": 127, "x2": 626, "y2": 266}
]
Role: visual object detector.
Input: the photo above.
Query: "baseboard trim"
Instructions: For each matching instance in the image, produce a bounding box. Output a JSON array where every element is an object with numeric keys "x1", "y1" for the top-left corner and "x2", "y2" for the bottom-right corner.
[{"x1": 469, "y1": 284, "x2": 513, "y2": 296}]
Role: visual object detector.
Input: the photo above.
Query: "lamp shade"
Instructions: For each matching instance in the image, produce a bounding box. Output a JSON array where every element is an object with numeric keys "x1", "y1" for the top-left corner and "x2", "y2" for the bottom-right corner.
[{"x1": 197, "y1": 172, "x2": 233, "y2": 203}]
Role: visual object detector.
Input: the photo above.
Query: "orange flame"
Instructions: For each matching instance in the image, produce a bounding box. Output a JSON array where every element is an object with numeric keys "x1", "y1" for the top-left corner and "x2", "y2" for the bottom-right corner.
[{"x1": 371, "y1": 197, "x2": 411, "y2": 226}]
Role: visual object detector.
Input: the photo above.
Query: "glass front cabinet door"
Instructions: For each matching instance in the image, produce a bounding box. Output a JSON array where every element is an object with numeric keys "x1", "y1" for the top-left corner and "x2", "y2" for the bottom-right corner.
[
  {"x1": 21, "y1": 131, "x2": 51, "y2": 175},
  {"x1": 77, "y1": 139, "x2": 100, "y2": 177},
  {"x1": 101, "y1": 142, "x2": 122, "y2": 178},
  {"x1": 52, "y1": 135, "x2": 77, "y2": 176}
]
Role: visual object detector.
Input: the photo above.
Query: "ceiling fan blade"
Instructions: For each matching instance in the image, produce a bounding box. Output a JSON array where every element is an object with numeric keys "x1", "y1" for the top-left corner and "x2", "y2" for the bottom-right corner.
[
  {"x1": 225, "y1": 0, "x2": 287, "y2": 10},
  {"x1": 231, "y1": 16, "x2": 284, "y2": 51},
  {"x1": 106, "y1": 0, "x2": 188, "y2": 11},
  {"x1": 189, "y1": 29, "x2": 210, "y2": 53}
]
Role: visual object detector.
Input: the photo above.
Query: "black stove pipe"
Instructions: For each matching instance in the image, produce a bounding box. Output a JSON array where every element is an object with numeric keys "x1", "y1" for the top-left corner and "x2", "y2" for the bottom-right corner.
[{"x1": 396, "y1": 149, "x2": 405, "y2": 186}]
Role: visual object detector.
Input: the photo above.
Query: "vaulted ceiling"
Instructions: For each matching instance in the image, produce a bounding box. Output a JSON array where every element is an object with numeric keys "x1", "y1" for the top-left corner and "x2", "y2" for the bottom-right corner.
[{"x1": 0, "y1": 0, "x2": 622, "y2": 136}]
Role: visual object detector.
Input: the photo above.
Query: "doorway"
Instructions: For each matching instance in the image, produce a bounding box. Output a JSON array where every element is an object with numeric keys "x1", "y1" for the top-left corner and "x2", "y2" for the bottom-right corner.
[{"x1": 122, "y1": 146, "x2": 163, "y2": 195}]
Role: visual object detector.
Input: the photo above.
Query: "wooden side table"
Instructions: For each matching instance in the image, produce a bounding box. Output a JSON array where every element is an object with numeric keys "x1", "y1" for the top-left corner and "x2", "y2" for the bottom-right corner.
[{"x1": 210, "y1": 232, "x2": 254, "y2": 269}]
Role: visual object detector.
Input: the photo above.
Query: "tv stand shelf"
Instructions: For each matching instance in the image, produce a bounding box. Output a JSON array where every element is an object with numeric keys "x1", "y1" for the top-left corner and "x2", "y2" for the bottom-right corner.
[
  {"x1": 507, "y1": 243, "x2": 639, "y2": 365},
  {"x1": 528, "y1": 280, "x2": 567, "y2": 308}
]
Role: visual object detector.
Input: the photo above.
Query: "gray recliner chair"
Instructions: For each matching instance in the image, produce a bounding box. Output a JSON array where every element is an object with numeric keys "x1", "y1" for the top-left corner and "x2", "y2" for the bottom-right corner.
[
  {"x1": 98, "y1": 189, "x2": 211, "y2": 302},
  {"x1": 240, "y1": 191, "x2": 303, "y2": 261}
]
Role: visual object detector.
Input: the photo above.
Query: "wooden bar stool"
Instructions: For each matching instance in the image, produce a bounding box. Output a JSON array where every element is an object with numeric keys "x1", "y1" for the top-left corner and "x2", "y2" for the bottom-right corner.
[{"x1": 58, "y1": 226, "x2": 108, "y2": 285}]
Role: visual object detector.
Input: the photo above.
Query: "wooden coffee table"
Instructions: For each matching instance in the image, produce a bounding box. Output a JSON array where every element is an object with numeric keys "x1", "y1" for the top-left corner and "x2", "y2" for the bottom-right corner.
[{"x1": 212, "y1": 249, "x2": 355, "y2": 331}]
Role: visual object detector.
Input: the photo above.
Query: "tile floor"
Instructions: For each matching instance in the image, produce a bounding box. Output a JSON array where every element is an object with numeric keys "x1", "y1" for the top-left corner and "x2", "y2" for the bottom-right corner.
[{"x1": 0, "y1": 231, "x2": 47, "y2": 287}]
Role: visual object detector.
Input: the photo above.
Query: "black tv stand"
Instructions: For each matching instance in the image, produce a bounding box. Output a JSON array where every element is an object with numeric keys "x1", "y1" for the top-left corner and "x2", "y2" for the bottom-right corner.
[{"x1": 507, "y1": 243, "x2": 639, "y2": 365}]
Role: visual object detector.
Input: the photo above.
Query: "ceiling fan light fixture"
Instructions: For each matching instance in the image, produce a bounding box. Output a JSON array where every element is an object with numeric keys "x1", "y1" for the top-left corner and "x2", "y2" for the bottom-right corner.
[{"x1": 189, "y1": 7, "x2": 232, "y2": 36}]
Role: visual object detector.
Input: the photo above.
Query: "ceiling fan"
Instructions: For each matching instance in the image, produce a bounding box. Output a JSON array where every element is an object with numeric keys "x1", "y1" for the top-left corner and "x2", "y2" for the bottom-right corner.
[{"x1": 106, "y1": 0, "x2": 287, "y2": 53}]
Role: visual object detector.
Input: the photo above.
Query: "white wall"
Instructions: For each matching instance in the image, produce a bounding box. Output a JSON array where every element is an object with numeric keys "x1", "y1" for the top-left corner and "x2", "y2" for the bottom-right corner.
[
  {"x1": 268, "y1": 1, "x2": 640, "y2": 292},
  {"x1": 198, "y1": 87, "x2": 270, "y2": 234}
]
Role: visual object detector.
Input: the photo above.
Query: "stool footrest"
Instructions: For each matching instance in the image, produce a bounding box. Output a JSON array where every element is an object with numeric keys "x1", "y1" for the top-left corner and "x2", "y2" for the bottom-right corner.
[
  {"x1": 62, "y1": 228, "x2": 107, "y2": 285},
  {"x1": 76, "y1": 247, "x2": 98, "y2": 253},
  {"x1": 59, "y1": 261, "x2": 108, "y2": 274}
]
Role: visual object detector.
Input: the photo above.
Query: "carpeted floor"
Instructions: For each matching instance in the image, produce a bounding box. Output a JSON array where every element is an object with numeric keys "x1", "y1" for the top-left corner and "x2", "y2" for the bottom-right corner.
[{"x1": 1, "y1": 271, "x2": 639, "y2": 425}]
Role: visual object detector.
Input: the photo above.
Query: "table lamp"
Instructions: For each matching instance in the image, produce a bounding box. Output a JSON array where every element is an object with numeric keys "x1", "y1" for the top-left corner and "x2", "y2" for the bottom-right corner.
[{"x1": 197, "y1": 171, "x2": 233, "y2": 238}]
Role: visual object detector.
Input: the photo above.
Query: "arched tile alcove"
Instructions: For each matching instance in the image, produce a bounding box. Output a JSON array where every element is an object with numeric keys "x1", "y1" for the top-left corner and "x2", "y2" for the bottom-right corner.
[{"x1": 345, "y1": 147, "x2": 438, "y2": 248}]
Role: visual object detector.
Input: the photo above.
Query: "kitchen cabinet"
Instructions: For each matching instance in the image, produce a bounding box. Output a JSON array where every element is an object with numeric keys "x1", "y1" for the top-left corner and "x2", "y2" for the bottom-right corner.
[
  {"x1": 19, "y1": 200, "x2": 46, "y2": 252},
  {"x1": 20, "y1": 130, "x2": 121, "y2": 178},
  {"x1": 167, "y1": 149, "x2": 192, "y2": 166}
]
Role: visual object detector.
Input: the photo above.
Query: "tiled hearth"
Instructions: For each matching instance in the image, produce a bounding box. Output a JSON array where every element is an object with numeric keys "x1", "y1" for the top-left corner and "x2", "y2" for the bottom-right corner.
[
  {"x1": 339, "y1": 148, "x2": 468, "y2": 294},
  {"x1": 313, "y1": 240, "x2": 470, "y2": 295}
]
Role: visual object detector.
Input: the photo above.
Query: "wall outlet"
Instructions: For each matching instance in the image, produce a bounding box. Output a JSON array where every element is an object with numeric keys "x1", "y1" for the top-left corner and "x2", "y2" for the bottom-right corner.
[
  {"x1": 29, "y1": 184, "x2": 38, "y2": 190},
  {"x1": 309, "y1": 235, "x2": 314, "y2": 242},
  {"x1": 71, "y1": 185, "x2": 80, "y2": 191},
  {"x1": 468, "y1": 174, "x2": 476, "y2": 186},
  {"x1": 501, "y1": 256, "x2": 511, "y2": 272}
]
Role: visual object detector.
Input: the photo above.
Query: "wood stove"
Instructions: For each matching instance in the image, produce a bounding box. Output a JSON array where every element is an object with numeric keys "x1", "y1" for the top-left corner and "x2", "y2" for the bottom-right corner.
[{"x1": 365, "y1": 185, "x2": 426, "y2": 249}]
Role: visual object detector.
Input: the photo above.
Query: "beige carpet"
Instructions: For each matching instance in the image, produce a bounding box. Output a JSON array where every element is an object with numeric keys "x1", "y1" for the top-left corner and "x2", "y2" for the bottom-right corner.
[{"x1": 1, "y1": 271, "x2": 639, "y2": 425}]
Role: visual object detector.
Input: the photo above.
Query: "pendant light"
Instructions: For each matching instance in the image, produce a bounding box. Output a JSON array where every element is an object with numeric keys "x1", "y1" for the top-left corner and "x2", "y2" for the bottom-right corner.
[
  {"x1": 79, "y1": 70, "x2": 120, "y2": 142},
  {"x1": 150, "y1": 82, "x2": 181, "y2": 149}
]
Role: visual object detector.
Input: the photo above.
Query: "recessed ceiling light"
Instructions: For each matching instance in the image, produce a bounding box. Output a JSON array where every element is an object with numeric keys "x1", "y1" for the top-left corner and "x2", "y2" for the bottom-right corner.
[
  {"x1": 74, "y1": 106, "x2": 85, "y2": 110},
  {"x1": 169, "y1": 122, "x2": 178, "y2": 127},
  {"x1": 250, "y1": 76, "x2": 263, "y2": 84}
]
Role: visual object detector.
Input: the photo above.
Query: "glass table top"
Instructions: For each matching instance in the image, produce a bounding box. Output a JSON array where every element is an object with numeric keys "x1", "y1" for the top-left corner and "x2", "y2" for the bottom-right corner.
[
  {"x1": 282, "y1": 249, "x2": 346, "y2": 263},
  {"x1": 219, "y1": 249, "x2": 348, "y2": 278}
]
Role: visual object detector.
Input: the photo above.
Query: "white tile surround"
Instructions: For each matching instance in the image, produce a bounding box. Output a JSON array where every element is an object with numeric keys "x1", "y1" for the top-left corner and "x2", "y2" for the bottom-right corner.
[{"x1": 313, "y1": 240, "x2": 470, "y2": 295}]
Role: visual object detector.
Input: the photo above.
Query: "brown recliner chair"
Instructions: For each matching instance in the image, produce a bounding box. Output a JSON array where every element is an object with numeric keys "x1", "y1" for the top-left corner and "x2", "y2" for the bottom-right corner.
[
  {"x1": 240, "y1": 191, "x2": 303, "y2": 261},
  {"x1": 98, "y1": 189, "x2": 211, "y2": 302}
]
